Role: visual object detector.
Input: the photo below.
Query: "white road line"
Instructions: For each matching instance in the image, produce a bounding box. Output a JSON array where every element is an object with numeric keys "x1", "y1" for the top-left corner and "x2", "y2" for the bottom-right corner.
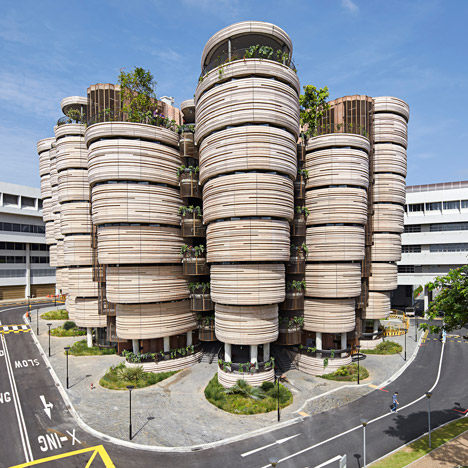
[
  {"x1": 12, "y1": 325, "x2": 18, "y2": 331},
  {"x1": 241, "y1": 434, "x2": 301, "y2": 457},
  {"x1": 259, "y1": 340, "x2": 447, "y2": 467},
  {"x1": 1, "y1": 333, "x2": 34, "y2": 462}
]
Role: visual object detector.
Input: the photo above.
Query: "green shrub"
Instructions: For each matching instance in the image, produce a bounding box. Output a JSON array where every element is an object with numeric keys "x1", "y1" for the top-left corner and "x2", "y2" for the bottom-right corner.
[
  {"x1": 261, "y1": 381, "x2": 275, "y2": 391},
  {"x1": 68, "y1": 340, "x2": 116, "y2": 356},
  {"x1": 40, "y1": 309, "x2": 68, "y2": 320},
  {"x1": 320, "y1": 363, "x2": 369, "y2": 382},
  {"x1": 63, "y1": 321, "x2": 76, "y2": 330},
  {"x1": 362, "y1": 341, "x2": 402, "y2": 355},
  {"x1": 51, "y1": 326, "x2": 86, "y2": 337}
]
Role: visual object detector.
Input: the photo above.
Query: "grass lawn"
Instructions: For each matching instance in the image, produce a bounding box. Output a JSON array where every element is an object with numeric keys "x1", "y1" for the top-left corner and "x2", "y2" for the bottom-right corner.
[
  {"x1": 40, "y1": 309, "x2": 68, "y2": 320},
  {"x1": 320, "y1": 363, "x2": 369, "y2": 382},
  {"x1": 362, "y1": 341, "x2": 402, "y2": 355},
  {"x1": 99, "y1": 362, "x2": 177, "y2": 390},
  {"x1": 68, "y1": 340, "x2": 116, "y2": 356},
  {"x1": 204, "y1": 375, "x2": 293, "y2": 415},
  {"x1": 51, "y1": 326, "x2": 86, "y2": 337},
  {"x1": 372, "y1": 417, "x2": 468, "y2": 467}
]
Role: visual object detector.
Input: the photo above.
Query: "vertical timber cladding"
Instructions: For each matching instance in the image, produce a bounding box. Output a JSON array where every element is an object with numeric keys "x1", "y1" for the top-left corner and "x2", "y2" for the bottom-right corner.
[{"x1": 195, "y1": 21, "x2": 299, "y2": 387}]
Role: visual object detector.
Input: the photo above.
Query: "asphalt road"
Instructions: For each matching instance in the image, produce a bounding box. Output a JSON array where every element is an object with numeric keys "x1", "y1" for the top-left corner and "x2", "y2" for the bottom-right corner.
[{"x1": 0, "y1": 302, "x2": 466, "y2": 468}]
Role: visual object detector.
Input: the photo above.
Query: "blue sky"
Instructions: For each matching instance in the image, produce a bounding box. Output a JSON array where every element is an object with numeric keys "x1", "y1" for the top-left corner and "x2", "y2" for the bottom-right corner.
[{"x1": 1, "y1": 0, "x2": 467, "y2": 188}]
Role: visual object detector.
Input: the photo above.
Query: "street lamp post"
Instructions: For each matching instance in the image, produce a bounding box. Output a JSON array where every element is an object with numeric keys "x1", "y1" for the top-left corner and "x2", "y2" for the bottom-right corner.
[
  {"x1": 47, "y1": 323, "x2": 52, "y2": 357},
  {"x1": 27, "y1": 295, "x2": 31, "y2": 321},
  {"x1": 64, "y1": 346, "x2": 70, "y2": 389},
  {"x1": 36, "y1": 309, "x2": 39, "y2": 335},
  {"x1": 360, "y1": 418, "x2": 368, "y2": 468},
  {"x1": 415, "y1": 315, "x2": 418, "y2": 342},
  {"x1": 356, "y1": 345, "x2": 361, "y2": 385},
  {"x1": 127, "y1": 385, "x2": 135, "y2": 440},
  {"x1": 404, "y1": 327, "x2": 407, "y2": 361},
  {"x1": 426, "y1": 392, "x2": 432, "y2": 448},
  {"x1": 275, "y1": 374, "x2": 280, "y2": 422}
]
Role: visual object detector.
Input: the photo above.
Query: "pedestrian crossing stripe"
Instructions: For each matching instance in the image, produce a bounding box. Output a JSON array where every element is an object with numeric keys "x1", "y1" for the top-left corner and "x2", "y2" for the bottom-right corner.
[{"x1": 0, "y1": 324, "x2": 30, "y2": 334}]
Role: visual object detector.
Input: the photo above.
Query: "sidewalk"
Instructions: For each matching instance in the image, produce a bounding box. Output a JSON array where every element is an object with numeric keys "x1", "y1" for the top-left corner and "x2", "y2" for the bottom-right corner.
[{"x1": 33, "y1": 311, "x2": 422, "y2": 446}]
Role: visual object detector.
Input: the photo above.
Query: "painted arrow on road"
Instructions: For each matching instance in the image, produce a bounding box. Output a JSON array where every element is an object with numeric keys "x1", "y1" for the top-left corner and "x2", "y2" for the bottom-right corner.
[{"x1": 40, "y1": 395, "x2": 53, "y2": 419}]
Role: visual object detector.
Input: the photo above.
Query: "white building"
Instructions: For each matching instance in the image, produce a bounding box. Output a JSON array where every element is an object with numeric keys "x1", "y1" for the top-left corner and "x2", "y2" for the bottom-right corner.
[
  {"x1": 394, "y1": 180, "x2": 468, "y2": 311},
  {"x1": 0, "y1": 182, "x2": 55, "y2": 300}
]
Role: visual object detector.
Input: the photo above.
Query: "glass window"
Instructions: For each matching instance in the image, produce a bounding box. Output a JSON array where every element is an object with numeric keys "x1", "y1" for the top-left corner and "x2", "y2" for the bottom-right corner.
[
  {"x1": 443, "y1": 200, "x2": 460, "y2": 210},
  {"x1": 409, "y1": 203, "x2": 424, "y2": 212},
  {"x1": 430, "y1": 222, "x2": 468, "y2": 232},
  {"x1": 461, "y1": 200, "x2": 468, "y2": 209},
  {"x1": 426, "y1": 202, "x2": 441, "y2": 211},
  {"x1": 398, "y1": 265, "x2": 415, "y2": 273},
  {"x1": 429, "y1": 243, "x2": 468, "y2": 252},
  {"x1": 402, "y1": 245, "x2": 421, "y2": 253},
  {"x1": 404, "y1": 224, "x2": 422, "y2": 233}
]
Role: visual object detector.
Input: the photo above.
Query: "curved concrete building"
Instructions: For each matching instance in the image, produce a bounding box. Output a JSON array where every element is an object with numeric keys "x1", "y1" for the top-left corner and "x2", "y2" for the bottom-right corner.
[{"x1": 196, "y1": 21, "x2": 298, "y2": 387}]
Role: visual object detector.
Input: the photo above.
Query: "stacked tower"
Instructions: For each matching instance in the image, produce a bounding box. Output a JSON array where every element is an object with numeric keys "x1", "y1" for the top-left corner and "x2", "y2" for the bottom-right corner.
[
  {"x1": 86, "y1": 84, "x2": 198, "y2": 370},
  {"x1": 195, "y1": 22, "x2": 299, "y2": 387}
]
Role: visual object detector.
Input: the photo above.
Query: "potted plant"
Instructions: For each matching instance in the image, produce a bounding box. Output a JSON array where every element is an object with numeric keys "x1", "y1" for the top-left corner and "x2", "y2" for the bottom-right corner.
[
  {"x1": 179, "y1": 126, "x2": 196, "y2": 159},
  {"x1": 179, "y1": 205, "x2": 205, "y2": 237},
  {"x1": 287, "y1": 242, "x2": 308, "y2": 274},
  {"x1": 190, "y1": 282, "x2": 213, "y2": 311},
  {"x1": 281, "y1": 280, "x2": 306, "y2": 311},
  {"x1": 291, "y1": 206, "x2": 309, "y2": 237},
  {"x1": 177, "y1": 165, "x2": 201, "y2": 198},
  {"x1": 180, "y1": 244, "x2": 209, "y2": 275}
]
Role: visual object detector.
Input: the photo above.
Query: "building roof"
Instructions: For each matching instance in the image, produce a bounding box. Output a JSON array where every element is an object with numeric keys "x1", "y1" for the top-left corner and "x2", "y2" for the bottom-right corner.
[{"x1": 406, "y1": 180, "x2": 468, "y2": 193}]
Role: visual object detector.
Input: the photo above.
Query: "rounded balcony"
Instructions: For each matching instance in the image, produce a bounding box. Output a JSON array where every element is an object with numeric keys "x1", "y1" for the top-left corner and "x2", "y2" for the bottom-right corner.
[
  {"x1": 305, "y1": 263, "x2": 362, "y2": 298},
  {"x1": 181, "y1": 215, "x2": 205, "y2": 237},
  {"x1": 306, "y1": 133, "x2": 370, "y2": 153},
  {"x1": 182, "y1": 257, "x2": 209, "y2": 276},
  {"x1": 293, "y1": 348, "x2": 352, "y2": 376},
  {"x1": 60, "y1": 201, "x2": 92, "y2": 234},
  {"x1": 57, "y1": 169, "x2": 89, "y2": 203},
  {"x1": 373, "y1": 96, "x2": 410, "y2": 121},
  {"x1": 306, "y1": 187, "x2": 368, "y2": 225},
  {"x1": 191, "y1": 294, "x2": 214, "y2": 312},
  {"x1": 198, "y1": 126, "x2": 297, "y2": 184},
  {"x1": 217, "y1": 366, "x2": 274, "y2": 389},
  {"x1": 37, "y1": 137, "x2": 55, "y2": 157},
  {"x1": 106, "y1": 265, "x2": 189, "y2": 303},
  {"x1": 40, "y1": 174, "x2": 52, "y2": 200},
  {"x1": 373, "y1": 113, "x2": 408, "y2": 148},
  {"x1": 55, "y1": 267, "x2": 68, "y2": 295},
  {"x1": 210, "y1": 263, "x2": 285, "y2": 305},
  {"x1": 67, "y1": 266, "x2": 98, "y2": 297},
  {"x1": 206, "y1": 219, "x2": 290, "y2": 262},
  {"x1": 55, "y1": 138, "x2": 87, "y2": 173},
  {"x1": 294, "y1": 177, "x2": 306, "y2": 202},
  {"x1": 202, "y1": 172, "x2": 294, "y2": 223},
  {"x1": 179, "y1": 171, "x2": 202, "y2": 198},
  {"x1": 372, "y1": 203, "x2": 404, "y2": 233},
  {"x1": 115, "y1": 301, "x2": 195, "y2": 339},
  {"x1": 373, "y1": 143, "x2": 407, "y2": 177},
  {"x1": 49, "y1": 244, "x2": 57, "y2": 266},
  {"x1": 304, "y1": 298, "x2": 355, "y2": 333},
  {"x1": 215, "y1": 303, "x2": 278, "y2": 345},
  {"x1": 373, "y1": 173, "x2": 406, "y2": 205},
  {"x1": 286, "y1": 255, "x2": 306, "y2": 275},
  {"x1": 277, "y1": 326, "x2": 302, "y2": 346},
  {"x1": 291, "y1": 214, "x2": 306, "y2": 237},
  {"x1": 180, "y1": 131, "x2": 196, "y2": 159},
  {"x1": 371, "y1": 233, "x2": 402, "y2": 262},
  {"x1": 73, "y1": 298, "x2": 107, "y2": 328},
  {"x1": 63, "y1": 234, "x2": 93, "y2": 266},
  {"x1": 60, "y1": 96, "x2": 87, "y2": 116},
  {"x1": 362, "y1": 291, "x2": 391, "y2": 319},
  {"x1": 369, "y1": 263, "x2": 398, "y2": 291},
  {"x1": 306, "y1": 225, "x2": 365, "y2": 261},
  {"x1": 199, "y1": 323, "x2": 216, "y2": 341},
  {"x1": 280, "y1": 291, "x2": 304, "y2": 311}
]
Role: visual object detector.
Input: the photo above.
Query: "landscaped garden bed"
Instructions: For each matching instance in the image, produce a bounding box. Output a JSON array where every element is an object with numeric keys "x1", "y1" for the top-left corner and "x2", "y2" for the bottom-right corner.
[
  {"x1": 320, "y1": 363, "x2": 369, "y2": 382},
  {"x1": 40, "y1": 309, "x2": 68, "y2": 320},
  {"x1": 50, "y1": 321, "x2": 86, "y2": 337},
  {"x1": 68, "y1": 340, "x2": 116, "y2": 356},
  {"x1": 204, "y1": 375, "x2": 293, "y2": 415},
  {"x1": 362, "y1": 341, "x2": 402, "y2": 355},
  {"x1": 99, "y1": 362, "x2": 177, "y2": 390}
]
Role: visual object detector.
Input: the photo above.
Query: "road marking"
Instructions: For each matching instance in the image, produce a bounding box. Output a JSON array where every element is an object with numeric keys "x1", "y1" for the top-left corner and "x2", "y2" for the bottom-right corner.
[
  {"x1": 1, "y1": 333, "x2": 33, "y2": 463},
  {"x1": 10, "y1": 444, "x2": 115, "y2": 467},
  {"x1": 453, "y1": 407, "x2": 468, "y2": 414},
  {"x1": 0, "y1": 324, "x2": 31, "y2": 335},
  {"x1": 40, "y1": 395, "x2": 53, "y2": 419},
  {"x1": 241, "y1": 434, "x2": 301, "y2": 457},
  {"x1": 368, "y1": 385, "x2": 389, "y2": 392},
  {"x1": 298, "y1": 411, "x2": 309, "y2": 417}
]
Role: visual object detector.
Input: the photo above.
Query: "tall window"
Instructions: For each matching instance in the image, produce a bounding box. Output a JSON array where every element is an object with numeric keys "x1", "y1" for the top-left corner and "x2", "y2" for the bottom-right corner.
[
  {"x1": 429, "y1": 243, "x2": 468, "y2": 252},
  {"x1": 430, "y1": 222, "x2": 468, "y2": 232},
  {"x1": 443, "y1": 200, "x2": 460, "y2": 210},
  {"x1": 426, "y1": 202, "x2": 441, "y2": 211},
  {"x1": 409, "y1": 203, "x2": 424, "y2": 212},
  {"x1": 461, "y1": 200, "x2": 468, "y2": 209},
  {"x1": 404, "y1": 224, "x2": 422, "y2": 233},
  {"x1": 402, "y1": 245, "x2": 421, "y2": 253}
]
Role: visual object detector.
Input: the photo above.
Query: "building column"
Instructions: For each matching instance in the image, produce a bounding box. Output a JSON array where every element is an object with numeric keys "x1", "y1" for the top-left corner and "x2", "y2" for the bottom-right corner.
[
  {"x1": 186, "y1": 331, "x2": 192, "y2": 346},
  {"x1": 341, "y1": 332, "x2": 347, "y2": 357},
  {"x1": 250, "y1": 345, "x2": 258, "y2": 364},
  {"x1": 424, "y1": 287, "x2": 429, "y2": 313},
  {"x1": 316, "y1": 332, "x2": 322, "y2": 350},
  {"x1": 132, "y1": 339, "x2": 139, "y2": 354},
  {"x1": 25, "y1": 243, "x2": 31, "y2": 299},
  {"x1": 224, "y1": 343, "x2": 231, "y2": 362},
  {"x1": 228, "y1": 38, "x2": 232, "y2": 61},
  {"x1": 373, "y1": 320, "x2": 379, "y2": 337},
  {"x1": 86, "y1": 328, "x2": 93, "y2": 348},
  {"x1": 263, "y1": 343, "x2": 270, "y2": 362},
  {"x1": 163, "y1": 336, "x2": 170, "y2": 352}
]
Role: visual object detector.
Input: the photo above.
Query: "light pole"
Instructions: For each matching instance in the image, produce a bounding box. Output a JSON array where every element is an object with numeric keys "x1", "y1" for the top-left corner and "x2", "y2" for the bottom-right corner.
[
  {"x1": 47, "y1": 323, "x2": 52, "y2": 357},
  {"x1": 356, "y1": 344, "x2": 361, "y2": 385},
  {"x1": 127, "y1": 385, "x2": 135, "y2": 440},
  {"x1": 36, "y1": 309, "x2": 39, "y2": 335},
  {"x1": 360, "y1": 418, "x2": 368, "y2": 467},
  {"x1": 64, "y1": 346, "x2": 70, "y2": 389},
  {"x1": 27, "y1": 295, "x2": 31, "y2": 321},
  {"x1": 404, "y1": 326, "x2": 407, "y2": 361},
  {"x1": 415, "y1": 315, "x2": 418, "y2": 342},
  {"x1": 275, "y1": 374, "x2": 280, "y2": 422},
  {"x1": 426, "y1": 392, "x2": 432, "y2": 448}
]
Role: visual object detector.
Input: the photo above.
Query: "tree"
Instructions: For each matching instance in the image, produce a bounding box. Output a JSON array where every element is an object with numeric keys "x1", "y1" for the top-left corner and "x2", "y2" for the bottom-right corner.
[
  {"x1": 118, "y1": 67, "x2": 157, "y2": 122},
  {"x1": 421, "y1": 265, "x2": 468, "y2": 333},
  {"x1": 299, "y1": 85, "x2": 330, "y2": 139}
]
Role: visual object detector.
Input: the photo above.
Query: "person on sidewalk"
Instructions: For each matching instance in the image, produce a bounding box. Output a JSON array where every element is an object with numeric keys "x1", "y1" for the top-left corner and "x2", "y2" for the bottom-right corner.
[{"x1": 391, "y1": 392, "x2": 399, "y2": 413}]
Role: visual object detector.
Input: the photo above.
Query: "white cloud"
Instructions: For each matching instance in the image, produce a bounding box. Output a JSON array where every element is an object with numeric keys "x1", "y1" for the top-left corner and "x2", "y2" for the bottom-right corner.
[{"x1": 342, "y1": 0, "x2": 359, "y2": 14}]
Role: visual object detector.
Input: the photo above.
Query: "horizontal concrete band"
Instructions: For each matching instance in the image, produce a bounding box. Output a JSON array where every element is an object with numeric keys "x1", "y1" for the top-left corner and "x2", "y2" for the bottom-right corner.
[
  {"x1": 215, "y1": 303, "x2": 278, "y2": 345},
  {"x1": 57, "y1": 169, "x2": 90, "y2": 202},
  {"x1": 55, "y1": 267, "x2": 68, "y2": 294},
  {"x1": 306, "y1": 225, "x2": 365, "y2": 261},
  {"x1": 67, "y1": 266, "x2": 98, "y2": 297},
  {"x1": 37, "y1": 137, "x2": 55, "y2": 156},
  {"x1": 40, "y1": 174, "x2": 52, "y2": 200},
  {"x1": 49, "y1": 244, "x2": 57, "y2": 267},
  {"x1": 304, "y1": 148, "x2": 369, "y2": 189},
  {"x1": 373, "y1": 143, "x2": 407, "y2": 176},
  {"x1": 369, "y1": 262, "x2": 398, "y2": 291},
  {"x1": 54, "y1": 123, "x2": 85, "y2": 140},
  {"x1": 55, "y1": 239, "x2": 65, "y2": 267},
  {"x1": 305, "y1": 186, "x2": 368, "y2": 225},
  {"x1": 293, "y1": 352, "x2": 352, "y2": 376},
  {"x1": 198, "y1": 126, "x2": 297, "y2": 184},
  {"x1": 374, "y1": 96, "x2": 410, "y2": 121},
  {"x1": 203, "y1": 172, "x2": 294, "y2": 223},
  {"x1": 91, "y1": 183, "x2": 182, "y2": 226},
  {"x1": 127, "y1": 352, "x2": 202, "y2": 373},
  {"x1": 206, "y1": 219, "x2": 290, "y2": 262},
  {"x1": 306, "y1": 133, "x2": 371, "y2": 153},
  {"x1": 195, "y1": 77, "x2": 300, "y2": 144},
  {"x1": 217, "y1": 367, "x2": 274, "y2": 388},
  {"x1": 97, "y1": 225, "x2": 184, "y2": 264},
  {"x1": 196, "y1": 59, "x2": 300, "y2": 101},
  {"x1": 60, "y1": 201, "x2": 92, "y2": 234},
  {"x1": 371, "y1": 233, "x2": 402, "y2": 262},
  {"x1": 210, "y1": 263, "x2": 285, "y2": 305},
  {"x1": 372, "y1": 203, "x2": 404, "y2": 233},
  {"x1": 106, "y1": 265, "x2": 189, "y2": 303},
  {"x1": 200, "y1": 20, "x2": 293, "y2": 68},
  {"x1": 373, "y1": 173, "x2": 406, "y2": 205},
  {"x1": 363, "y1": 291, "x2": 391, "y2": 319},
  {"x1": 64, "y1": 234, "x2": 93, "y2": 266},
  {"x1": 373, "y1": 113, "x2": 408, "y2": 148},
  {"x1": 45, "y1": 223, "x2": 55, "y2": 245},
  {"x1": 304, "y1": 298, "x2": 356, "y2": 333},
  {"x1": 305, "y1": 263, "x2": 362, "y2": 298},
  {"x1": 67, "y1": 297, "x2": 107, "y2": 328},
  {"x1": 115, "y1": 301, "x2": 196, "y2": 339}
]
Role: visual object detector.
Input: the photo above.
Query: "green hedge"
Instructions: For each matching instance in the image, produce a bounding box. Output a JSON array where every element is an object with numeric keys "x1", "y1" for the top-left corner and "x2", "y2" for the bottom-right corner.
[
  {"x1": 362, "y1": 341, "x2": 402, "y2": 355},
  {"x1": 68, "y1": 340, "x2": 116, "y2": 356},
  {"x1": 40, "y1": 309, "x2": 68, "y2": 320},
  {"x1": 51, "y1": 326, "x2": 86, "y2": 337},
  {"x1": 320, "y1": 363, "x2": 369, "y2": 381}
]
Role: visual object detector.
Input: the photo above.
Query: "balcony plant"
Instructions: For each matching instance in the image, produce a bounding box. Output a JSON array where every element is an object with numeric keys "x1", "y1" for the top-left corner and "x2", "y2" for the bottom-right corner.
[{"x1": 299, "y1": 85, "x2": 330, "y2": 140}]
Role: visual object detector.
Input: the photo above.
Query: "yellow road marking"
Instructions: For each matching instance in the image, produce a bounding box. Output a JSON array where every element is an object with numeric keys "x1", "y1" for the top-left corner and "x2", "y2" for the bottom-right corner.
[
  {"x1": 10, "y1": 445, "x2": 115, "y2": 467},
  {"x1": 298, "y1": 411, "x2": 309, "y2": 417}
]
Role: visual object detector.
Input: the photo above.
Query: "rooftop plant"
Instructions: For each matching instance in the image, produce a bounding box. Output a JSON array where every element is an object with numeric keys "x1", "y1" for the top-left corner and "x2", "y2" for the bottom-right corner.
[{"x1": 299, "y1": 85, "x2": 330, "y2": 140}]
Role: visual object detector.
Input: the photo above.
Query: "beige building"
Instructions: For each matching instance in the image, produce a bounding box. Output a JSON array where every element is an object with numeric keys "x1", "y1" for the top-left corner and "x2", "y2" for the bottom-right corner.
[{"x1": 38, "y1": 21, "x2": 408, "y2": 386}]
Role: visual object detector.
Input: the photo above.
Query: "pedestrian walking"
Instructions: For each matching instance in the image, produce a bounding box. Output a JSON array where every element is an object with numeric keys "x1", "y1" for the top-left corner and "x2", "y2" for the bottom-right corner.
[{"x1": 391, "y1": 392, "x2": 399, "y2": 413}]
